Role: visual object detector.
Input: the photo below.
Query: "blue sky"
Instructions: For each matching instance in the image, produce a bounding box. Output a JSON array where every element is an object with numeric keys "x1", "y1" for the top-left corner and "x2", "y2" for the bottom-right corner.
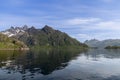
[{"x1": 0, "y1": 0, "x2": 120, "y2": 42}]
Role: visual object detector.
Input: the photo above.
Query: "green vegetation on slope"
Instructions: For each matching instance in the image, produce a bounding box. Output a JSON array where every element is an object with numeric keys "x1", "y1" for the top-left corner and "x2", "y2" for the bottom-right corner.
[{"x1": 0, "y1": 33, "x2": 28, "y2": 50}]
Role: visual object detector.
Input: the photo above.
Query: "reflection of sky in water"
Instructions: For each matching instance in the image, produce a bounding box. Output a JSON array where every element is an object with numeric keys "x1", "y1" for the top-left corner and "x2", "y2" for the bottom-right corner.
[
  {"x1": 42, "y1": 49, "x2": 120, "y2": 80},
  {"x1": 69, "y1": 55, "x2": 120, "y2": 78}
]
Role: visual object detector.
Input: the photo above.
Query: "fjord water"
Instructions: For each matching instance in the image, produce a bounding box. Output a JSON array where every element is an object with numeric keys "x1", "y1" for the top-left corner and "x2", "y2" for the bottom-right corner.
[{"x1": 0, "y1": 49, "x2": 120, "y2": 80}]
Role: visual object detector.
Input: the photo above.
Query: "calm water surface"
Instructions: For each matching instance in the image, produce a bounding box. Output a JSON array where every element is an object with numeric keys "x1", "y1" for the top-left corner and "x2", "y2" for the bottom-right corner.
[{"x1": 0, "y1": 49, "x2": 120, "y2": 80}]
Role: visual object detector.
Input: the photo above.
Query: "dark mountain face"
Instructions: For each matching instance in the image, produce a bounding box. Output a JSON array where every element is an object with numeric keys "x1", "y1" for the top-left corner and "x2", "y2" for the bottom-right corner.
[
  {"x1": 2, "y1": 25, "x2": 88, "y2": 48},
  {"x1": 42, "y1": 25, "x2": 54, "y2": 33}
]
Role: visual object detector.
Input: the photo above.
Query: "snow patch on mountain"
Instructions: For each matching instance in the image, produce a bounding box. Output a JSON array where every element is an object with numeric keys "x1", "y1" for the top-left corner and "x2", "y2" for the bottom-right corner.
[{"x1": 1, "y1": 25, "x2": 28, "y2": 37}]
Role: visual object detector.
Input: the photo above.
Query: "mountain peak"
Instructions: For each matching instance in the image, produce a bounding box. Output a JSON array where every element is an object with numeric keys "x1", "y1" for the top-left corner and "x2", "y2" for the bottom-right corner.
[
  {"x1": 22, "y1": 25, "x2": 28, "y2": 30},
  {"x1": 9, "y1": 26, "x2": 28, "y2": 31},
  {"x1": 42, "y1": 25, "x2": 54, "y2": 33},
  {"x1": 90, "y1": 39, "x2": 99, "y2": 41},
  {"x1": 30, "y1": 26, "x2": 36, "y2": 29},
  {"x1": 27, "y1": 26, "x2": 37, "y2": 33},
  {"x1": 10, "y1": 26, "x2": 14, "y2": 29},
  {"x1": 2, "y1": 26, "x2": 29, "y2": 37},
  {"x1": 42, "y1": 25, "x2": 54, "y2": 30}
]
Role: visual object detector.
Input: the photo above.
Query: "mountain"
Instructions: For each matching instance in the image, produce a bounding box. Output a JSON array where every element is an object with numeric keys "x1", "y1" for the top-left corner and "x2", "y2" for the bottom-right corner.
[
  {"x1": 2, "y1": 25, "x2": 88, "y2": 48},
  {"x1": 16, "y1": 25, "x2": 88, "y2": 48},
  {"x1": 0, "y1": 33, "x2": 28, "y2": 50},
  {"x1": 2, "y1": 25, "x2": 28, "y2": 37},
  {"x1": 84, "y1": 39, "x2": 100, "y2": 48},
  {"x1": 84, "y1": 39, "x2": 120, "y2": 48}
]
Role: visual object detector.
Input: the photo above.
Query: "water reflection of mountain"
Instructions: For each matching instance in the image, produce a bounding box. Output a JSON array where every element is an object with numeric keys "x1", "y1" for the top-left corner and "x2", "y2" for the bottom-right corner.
[
  {"x1": 0, "y1": 49, "x2": 85, "y2": 77},
  {"x1": 84, "y1": 49, "x2": 120, "y2": 59}
]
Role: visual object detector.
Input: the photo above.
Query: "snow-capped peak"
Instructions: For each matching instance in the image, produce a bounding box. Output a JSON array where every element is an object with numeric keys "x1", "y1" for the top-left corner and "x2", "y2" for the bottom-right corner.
[{"x1": 1, "y1": 25, "x2": 28, "y2": 37}]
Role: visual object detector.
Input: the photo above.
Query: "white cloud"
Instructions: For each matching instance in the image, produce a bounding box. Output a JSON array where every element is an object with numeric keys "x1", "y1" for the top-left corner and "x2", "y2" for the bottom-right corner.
[
  {"x1": 65, "y1": 18, "x2": 101, "y2": 25},
  {"x1": 71, "y1": 33, "x2": 93, "y2": 42},
  {"x1": 71, "y1": 32, "x2": 120, "y2": 42},
  {"x1": 63, "y1": 18, "x2": 120, "y2": 41},
  {"x1": 77, "y1": 34, "x2": 92, "y2": 39},
  {"x1": 90, "y1": 20, "x2": 120, "y2": 31}
]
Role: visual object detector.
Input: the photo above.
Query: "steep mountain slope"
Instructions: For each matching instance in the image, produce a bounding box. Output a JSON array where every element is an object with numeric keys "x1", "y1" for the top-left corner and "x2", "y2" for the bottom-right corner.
[
  {"x1": 10, "y1": 25, "x2": 88, "y2": 48},
  {"x1": 0, "y1": 33, "x2": 28, "y2": 50},
  {"x1": 85, "y1": 39, "x2": 120, "y2": 48}
]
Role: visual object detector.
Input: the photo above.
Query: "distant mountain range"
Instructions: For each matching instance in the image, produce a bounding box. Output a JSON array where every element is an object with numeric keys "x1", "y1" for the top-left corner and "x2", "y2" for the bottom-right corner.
[
  {"x1": 84, "y1": 39, "x2": 120, "y2": 48},
  {"x1": 1, "y1": 25, "x2": 88, "y2": 49}
]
